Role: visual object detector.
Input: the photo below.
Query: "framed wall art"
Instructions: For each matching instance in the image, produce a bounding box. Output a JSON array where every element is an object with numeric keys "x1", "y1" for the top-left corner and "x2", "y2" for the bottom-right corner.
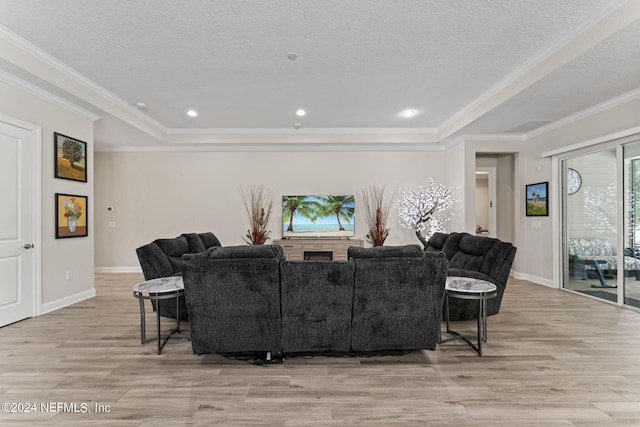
[
  {"x1": 54, "y1": 132, "x2": 87, "y2": 182},
  {"x1": 525, "y1": 182, "x2": 549, "y2": 217},
  {"x1": 55, "y1": 193, "x2": 88, "y2": 238}
]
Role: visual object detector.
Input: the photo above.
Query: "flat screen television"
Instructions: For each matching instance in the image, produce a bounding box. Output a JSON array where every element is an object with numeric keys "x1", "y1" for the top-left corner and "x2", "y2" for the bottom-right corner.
[{"x1": 282, "y1": 195, "x2": 355, "y2": 238}]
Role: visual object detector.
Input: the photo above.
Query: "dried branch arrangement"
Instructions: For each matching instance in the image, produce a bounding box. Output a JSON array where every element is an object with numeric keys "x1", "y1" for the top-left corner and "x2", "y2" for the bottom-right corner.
[
  {"x1": 240, "y1": 185, "x2": 273, "y2": 245},
  {"x1": 359, "y1": 185, "x2": 398, "y2": 247}
]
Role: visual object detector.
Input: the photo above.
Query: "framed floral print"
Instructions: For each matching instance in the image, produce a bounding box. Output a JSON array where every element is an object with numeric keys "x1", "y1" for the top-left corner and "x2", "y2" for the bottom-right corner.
[{"x1": 55, "y1": 193, "x2": 88, "y2": 238}]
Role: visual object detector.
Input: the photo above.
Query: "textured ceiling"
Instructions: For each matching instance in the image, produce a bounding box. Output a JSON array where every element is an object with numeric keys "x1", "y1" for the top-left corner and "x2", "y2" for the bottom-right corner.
[{"x1": 0, "y1": 0, "x2": 638, "y2": 148}]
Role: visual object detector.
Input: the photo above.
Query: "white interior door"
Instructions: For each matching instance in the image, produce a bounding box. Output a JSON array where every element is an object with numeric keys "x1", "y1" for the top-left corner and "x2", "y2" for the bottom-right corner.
[{"x1": 0, "y1": 120, "x2": 35, "y2": 326}]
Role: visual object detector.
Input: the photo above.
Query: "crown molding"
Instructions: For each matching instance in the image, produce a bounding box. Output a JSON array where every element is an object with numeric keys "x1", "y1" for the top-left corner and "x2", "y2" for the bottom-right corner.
[
  {"x1": 462, "y1": 134, "x2": 526, "y2": 141},
  {"x1": 0, "y1": 69, "x2": 100, "y2": 121},
  {"x1": 100, "y1": 83, "x2": 639, "y2": 152},
  {"x1": 526, "y1": 87, "x2": 640, "y2": 139},
  {"x1": 95, "y1": 141, "x2": 446, "y2": 153},
  {"x1": 166, "y1": 127, "x2": 441, "y2": 145},
  {"x1": 167, "y1": 127, "x2": 438, "y2": 135},
  {"x1": 0, "y1": 24, "x2": 167, "y2": 133},
  {"x1": 440, "y1": 86, "x2": 640, "y2": 149},
  {"x1": 438, "y1": 133, "x2": 525, "y2": 150},
  {"x1": 541, "y1": 126, "x2": 640, "y2": 158}
]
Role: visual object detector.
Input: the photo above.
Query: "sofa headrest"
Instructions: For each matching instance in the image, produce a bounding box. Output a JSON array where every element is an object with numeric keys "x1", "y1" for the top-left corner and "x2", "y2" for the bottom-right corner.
[
  {"x1": 425, "y1": 232, "x2": 448, "y2": 251},
  {"x1": 458, "y1": 234, "x2": 497, "y2": 256},
  {"x1": 180, "y1": 233, "x2": 207, "y2": 253},
  {"x1": 348, "y1": 245, "x2": 424, "y2": 259},
  {"x1": 198, "y1": 232, "x2": 222, "y2": 249},
  {"x1": 154, "y1": 236, "x2": 189, "y2": 257},
  {"x1": 205, "y1": 244, "x2": 284, "y2": 259}
]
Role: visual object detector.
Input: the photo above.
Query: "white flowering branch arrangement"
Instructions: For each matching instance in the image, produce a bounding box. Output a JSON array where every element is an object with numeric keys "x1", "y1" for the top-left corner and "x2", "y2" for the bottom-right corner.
[{"x1": 398, "y1": 178, "x2": 456, "y2": 248}]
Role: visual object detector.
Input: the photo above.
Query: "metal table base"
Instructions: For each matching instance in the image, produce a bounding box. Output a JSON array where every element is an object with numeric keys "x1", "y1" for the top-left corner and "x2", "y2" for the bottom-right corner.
[
  {"x1": 133, "y1": 288, "x2": 189, "y2": 355},
  {"x1": 440, "y1": 288, "x2": 497, "y2": 356}
]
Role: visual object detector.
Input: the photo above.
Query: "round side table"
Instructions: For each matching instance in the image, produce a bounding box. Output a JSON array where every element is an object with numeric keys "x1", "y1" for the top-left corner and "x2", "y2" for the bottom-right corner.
[
  {"x1": 133, "y1": 276, "x2": 188, "y2": 354},
  {"x1": 440, "y1": 276, "x2": 497, "y2": 356}
]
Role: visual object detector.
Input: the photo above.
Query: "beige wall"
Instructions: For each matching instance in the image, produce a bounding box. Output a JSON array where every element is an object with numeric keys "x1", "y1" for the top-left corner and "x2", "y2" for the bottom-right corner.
[
  {"x1": 94, "y1": 94, "x2": 639, "y2": 283},
  {"x1": 514, "y1": 96, "x2": 640, "y2": 285},
  {"x1": 496, "y1": 153, "x2": 516, "y2": 244},
  {"x1": 459, "y1": 96, "x2": 639, "y2": 285},
  {"x1": 0, "y1": 81, "x2": 95, "y2": 310},
  {"x1": 443, "y1": 142, "x2": 469, "y2": 233},
  {"x1": 79, "y1": 88, "x2": 640, "y2": 291},
  {"x1": 94, "y1": 150, "x2": 451, "y2": 269},
  {"x1": 1, "y1": 75, "x2": 636, "y2": 314}
]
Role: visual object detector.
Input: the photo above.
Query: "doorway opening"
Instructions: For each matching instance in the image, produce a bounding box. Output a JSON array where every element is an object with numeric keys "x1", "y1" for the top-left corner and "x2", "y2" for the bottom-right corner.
[{"x1": 476, "y1": 167, "x2": 496, "y2": 238}]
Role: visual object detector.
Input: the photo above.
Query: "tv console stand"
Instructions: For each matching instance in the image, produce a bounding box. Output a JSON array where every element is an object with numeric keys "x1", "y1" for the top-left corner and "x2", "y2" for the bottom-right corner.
[{"x1": 273, "y1": 238, "x2": 364, "y2": 261}]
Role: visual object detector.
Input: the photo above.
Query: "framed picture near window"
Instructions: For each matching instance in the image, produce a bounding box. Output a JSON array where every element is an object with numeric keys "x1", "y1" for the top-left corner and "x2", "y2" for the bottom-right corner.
[
  {"x1": 54, "y1": 132, "x2": 87, "y2": 182},
  {"x1": 55, "y1": 193, "x2": 88, "y2": 238},
  {"x1": 525, "y1": 182, "x2": 549, "y2": 216}
]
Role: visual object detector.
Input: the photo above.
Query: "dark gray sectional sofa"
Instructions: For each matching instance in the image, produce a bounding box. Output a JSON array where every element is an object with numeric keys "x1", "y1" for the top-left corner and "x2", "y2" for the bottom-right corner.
[
  {"x1": 181, "y1": 244, "x2": 449, "y2": 356},
  {"x1": 425, "y1": 232, "x2": 517, "y2": 321},
  {"x1": 135, "y1": 232, "x2": 222, "y2": 320}
]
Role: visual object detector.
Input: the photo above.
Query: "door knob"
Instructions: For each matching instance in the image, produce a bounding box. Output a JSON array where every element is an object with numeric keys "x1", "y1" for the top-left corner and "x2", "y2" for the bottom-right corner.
[{"x1": 24, "y1": 243, "x2": 34, "y2": 249}]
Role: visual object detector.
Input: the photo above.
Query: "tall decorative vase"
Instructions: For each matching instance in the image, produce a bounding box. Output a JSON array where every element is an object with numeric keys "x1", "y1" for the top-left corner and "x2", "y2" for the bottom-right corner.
[{"x1": 68, "y1": 218, "x2": 77, "y2": 233}]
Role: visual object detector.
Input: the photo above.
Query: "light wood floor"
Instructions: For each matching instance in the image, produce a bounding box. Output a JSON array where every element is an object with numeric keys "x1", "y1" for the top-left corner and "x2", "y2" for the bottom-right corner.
[{"x1": 1, "y1": 273, "x2": 640, "y2": 426}]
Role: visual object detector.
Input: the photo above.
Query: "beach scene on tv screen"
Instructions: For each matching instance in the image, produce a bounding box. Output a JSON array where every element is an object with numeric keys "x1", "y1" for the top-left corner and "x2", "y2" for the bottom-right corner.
[{"x1": 282, "y1": 195, "x2": 355, "y2": 237}]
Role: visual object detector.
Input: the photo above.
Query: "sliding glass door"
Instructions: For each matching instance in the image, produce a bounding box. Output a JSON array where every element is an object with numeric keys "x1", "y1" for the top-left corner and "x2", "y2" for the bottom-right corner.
[
  {"x1": 623, "y1": 143, "x2": 640, "y2": 308},
  {"x1": 562, "y1": 149, "x2": 618, "y2": 300},
  {"x1": 561, "y1": 139, "x2": 640, "y2": 309}
]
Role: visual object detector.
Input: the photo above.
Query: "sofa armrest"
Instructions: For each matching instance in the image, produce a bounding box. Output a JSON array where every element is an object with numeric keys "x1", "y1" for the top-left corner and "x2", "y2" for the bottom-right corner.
[{"x1": 135, "y1": 243, "x2": 174, "y2": 280}]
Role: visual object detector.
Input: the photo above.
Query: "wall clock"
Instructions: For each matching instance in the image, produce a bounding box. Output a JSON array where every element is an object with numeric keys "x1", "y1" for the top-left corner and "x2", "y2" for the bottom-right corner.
[{"x1": 567, "y1": 168, "x2": 582, "y2": 195}]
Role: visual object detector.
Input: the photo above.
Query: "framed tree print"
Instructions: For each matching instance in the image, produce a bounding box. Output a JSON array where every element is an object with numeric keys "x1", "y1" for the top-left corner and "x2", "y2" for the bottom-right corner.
[
  {"x1": 525, "y1": 182, "x2": 549, "y2": 216},
  {"x1": 54, "y1": 132, "x2": 87, "y2": 182},
  {"x1": 56, "y1": 193, "x2": 88, "y2": 238}
]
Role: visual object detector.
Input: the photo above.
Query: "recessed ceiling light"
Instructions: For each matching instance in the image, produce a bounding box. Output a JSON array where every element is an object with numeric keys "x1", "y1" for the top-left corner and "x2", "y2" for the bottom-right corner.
[
  {"x1": 400, "y1": 109, "x2": 417, "y2": 118},
  {"x1": 136, "y1": 102, "x2": 147, "y2": 110},
  {"x1": 187, "y1": 110, "x2": 198, "y2": 117},
  {"x1": 296, "y1": 109, "x2": 306, "y2": 117},
  {"x1": 288, "y1": 52, "x2": 298, "y2": 61}
]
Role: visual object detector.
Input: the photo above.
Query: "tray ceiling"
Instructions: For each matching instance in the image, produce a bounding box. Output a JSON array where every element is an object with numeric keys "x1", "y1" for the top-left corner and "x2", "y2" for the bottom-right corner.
[{"x1": 0, "y1": 0, "x2": 638, "y2": 149}]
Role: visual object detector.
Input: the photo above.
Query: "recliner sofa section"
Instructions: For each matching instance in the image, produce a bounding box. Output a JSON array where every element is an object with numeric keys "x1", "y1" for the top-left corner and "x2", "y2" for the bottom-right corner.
[
  {"x1": 181, "y1": 244, "x2": 449, "y2": 356},
  {"x1": 348, "y1": 245, "x2": 448, "y2": 352},
  {"x1": 183, "y1": 245, "x2": 284, "y2": 355},
  {"x1": 426, "y1": 232, "x2": 516, "y2": 321},
  {"x1": 280, "y1": 260, "x2": 355, "y2": 354},
  {"x1": 135, "y1": 232, "x2": 221, "y2": 320}
]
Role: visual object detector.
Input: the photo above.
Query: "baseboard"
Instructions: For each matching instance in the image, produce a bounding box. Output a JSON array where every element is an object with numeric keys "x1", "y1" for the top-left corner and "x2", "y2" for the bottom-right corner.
[
  {"x1": 94, "y1": 266, "x2": 142, "y2": 273},
  {"x1": 512, "y1": 271, "x2": 556, "y2": 288},
  {"x1": 40, "y1": 288, "x2": 97, "y2": 315}
]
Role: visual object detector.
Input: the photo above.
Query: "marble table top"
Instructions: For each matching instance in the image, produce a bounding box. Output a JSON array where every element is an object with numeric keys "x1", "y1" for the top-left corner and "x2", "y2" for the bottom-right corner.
[
  {"x1": 446, "y1": 276, "x2": 497, "y2": 293},
  {"x1": 133, "y1": 276, "x2": 184, "y2": 294}
]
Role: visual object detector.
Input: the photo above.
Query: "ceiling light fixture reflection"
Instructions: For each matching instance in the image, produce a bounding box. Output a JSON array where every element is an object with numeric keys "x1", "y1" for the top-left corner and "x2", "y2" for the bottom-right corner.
[
  {"x1": 400, "y1": 109, "x2": 417, "y2": 118},
  {"x1": 187, "y1": 110, "x2": 198, "y2": 117}
]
